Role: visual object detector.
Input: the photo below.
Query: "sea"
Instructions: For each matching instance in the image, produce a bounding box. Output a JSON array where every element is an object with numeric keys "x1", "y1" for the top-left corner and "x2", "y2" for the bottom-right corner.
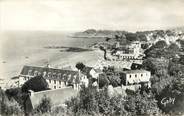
[{"x1": 0, "y1": 31, "x2": 105, "y2": 80}]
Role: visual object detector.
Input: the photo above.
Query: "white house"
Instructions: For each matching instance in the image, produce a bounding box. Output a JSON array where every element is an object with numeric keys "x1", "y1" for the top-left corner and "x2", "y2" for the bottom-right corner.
[
  {"x1": 120, "y1": 70, "x2": 151, "y2": 89},
  {"x1": 110, "y1": 41, "x2": 143, "y2": 61}
]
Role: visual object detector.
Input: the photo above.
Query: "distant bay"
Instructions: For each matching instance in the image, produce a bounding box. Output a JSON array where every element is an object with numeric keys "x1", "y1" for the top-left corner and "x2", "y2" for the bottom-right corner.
[{"x1": 0, "y1": 31, "x2": 105, "y2": 79}]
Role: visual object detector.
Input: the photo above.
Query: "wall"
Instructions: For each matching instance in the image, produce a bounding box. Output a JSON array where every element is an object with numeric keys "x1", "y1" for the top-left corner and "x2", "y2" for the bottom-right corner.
[{"x1": 30, "y1": 87, "x2": 78, "y2": 109}]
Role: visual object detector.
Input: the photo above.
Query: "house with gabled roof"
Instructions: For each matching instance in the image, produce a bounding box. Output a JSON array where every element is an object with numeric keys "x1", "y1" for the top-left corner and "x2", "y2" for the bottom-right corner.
[
  {"x1": 19, "y1": 65, "x2": 88, "y2": 90},
  {"x1": 79, "y1": 66, "x2": 103, "y2": 87}
]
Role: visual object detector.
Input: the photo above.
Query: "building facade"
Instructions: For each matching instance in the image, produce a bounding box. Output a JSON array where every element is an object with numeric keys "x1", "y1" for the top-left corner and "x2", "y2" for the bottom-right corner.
[
  {"x1": 120, "y1": 70, "x2": 151, "y2": 89},
  {"x1": 19, "y1": 65, "x2": 88, "y2": 90},
  {"x1": 106, "y1": 41, "x2": 144, "y2": 61}
]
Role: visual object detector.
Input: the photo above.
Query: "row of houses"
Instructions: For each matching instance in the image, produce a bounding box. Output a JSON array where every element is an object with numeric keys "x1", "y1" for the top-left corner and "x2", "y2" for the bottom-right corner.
[
  {"x1": 19, "y1": 65, "x2": 89, "y2": 90},
  {"x1": 18, "y1": 64, "x2": 151, "y2": 91}
]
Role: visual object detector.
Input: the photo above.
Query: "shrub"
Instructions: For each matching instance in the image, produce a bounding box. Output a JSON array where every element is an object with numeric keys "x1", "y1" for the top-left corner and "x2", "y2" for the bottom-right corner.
[
  {"x1": 21, "y1": 75, "x2": 49, "y2": 92},
  {"x1": 34, "y1": 95, "x2": 52, "y2": 114},
  {"x1": 0, "y1": 88, "x2": 23, "y2": 115},
  {"x1": 65, "y1": 86, "x2": 162, "y2": 116}
]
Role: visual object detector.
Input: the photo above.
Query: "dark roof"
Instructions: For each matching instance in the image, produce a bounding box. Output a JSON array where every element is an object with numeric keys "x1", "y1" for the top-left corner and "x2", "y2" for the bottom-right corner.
[
  {"x1": 20, "y1": 65, "x2": 79, "y2": 81},
  {"x1": 121, "y1": 70, "x2": 150, "y2": 74},
  {"x1": 131, "y1": 63, "x2": 143, "y2": 70}
]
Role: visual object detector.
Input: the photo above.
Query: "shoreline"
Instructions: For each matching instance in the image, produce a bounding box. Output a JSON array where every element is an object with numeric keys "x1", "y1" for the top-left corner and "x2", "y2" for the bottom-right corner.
[{"x1": 44, "y1": 46, "x2": 93, "y2": 52}]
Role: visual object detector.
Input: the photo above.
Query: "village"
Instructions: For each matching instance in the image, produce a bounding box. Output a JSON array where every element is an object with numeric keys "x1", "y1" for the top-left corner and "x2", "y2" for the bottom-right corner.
[
  {"x1": 2, "y1": 0, "x2": 184, "y2": 115},
  {"x1": 1, "y1": 28, "x2": 184, "y2": 116},
  {"x1": 17, "y1": 39, "x2": 151, "y2": 90},
  {"x1": 4, "y1": 39, "x2": 152, "y2": 109}
]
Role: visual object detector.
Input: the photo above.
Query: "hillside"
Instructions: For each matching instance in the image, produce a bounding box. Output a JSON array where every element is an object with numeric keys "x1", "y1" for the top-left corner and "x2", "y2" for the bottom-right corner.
[
  {"x1": 71, "y1": 29, "x2": 128, "y2": 38},
  {"x1": 74, "y1": 29, "x2": 184, "y2": 50}
]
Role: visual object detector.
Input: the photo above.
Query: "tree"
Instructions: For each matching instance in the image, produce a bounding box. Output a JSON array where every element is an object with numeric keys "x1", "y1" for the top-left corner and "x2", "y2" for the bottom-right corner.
[
  {"x1": 98, "y1": 74, "x2": 110, "y2": 88},
  {"x1": 154, "y1": 40, "x2": 167, "y2": 49},
  {"x1": 35, "y1": 95, "x2": 52, "y2": 113},
  {"x1": 136, "y1": 32, "x2": 147, "y2": 41},
  {"x1": 125, "y1": 91, "x2": 160, "y2": 116},
  {"x1": 176, "y1": 39, "x2": 184, "y2": 51},
  {"x1": 144, "y1": 41, "x2": 168, "y2": 58},
  {"x1": 125, "y1": 33, "x2": 138, "y2": 42},
  {"x1": 156, "y1": 78, "x2": 184, "y2": 114},
  {"x1": 107, "y1": 75, "x2": 121, "y2": 87},
  {"x1": 76, "y1": 62, "x2": 86, "y2": 71},
  {"x1": 0, "y1": 88, "x2": 23, "y2": 115},
  {"x1": 21, "y1": 75, "x2": 49, "y2": 92},
  {"x1": 141, "y1": 43, "x2": 149, "y2": 49},
  {"x1": 142, "y1": 58, "x2": 157, "y2": 74},
  {"x1": 168, "y1": 61, "x2": 182, "y2": 76},
  {"x1": 179, "y1": 55, "x2": 184, "y2": 65},
  {"x1": 156, "y1": 30, "x2": 165, "y2": 38},
  {"x1": 168, "y1": 43, "x2": 180, "y2": 52}
]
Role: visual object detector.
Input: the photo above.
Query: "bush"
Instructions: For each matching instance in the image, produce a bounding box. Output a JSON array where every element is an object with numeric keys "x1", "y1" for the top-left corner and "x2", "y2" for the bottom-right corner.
[
  {"x1": 21, "y1": 75, "x2": 49, "y2": 92},
  {"x1": 0, "y1": 88, "x2": 23, "y2": 115},
  {"x1": 34, "y1": 95, "x2": 52, "y2": 114},
  {"x1": 156, "y1": 78, "x2": 184, "y2": 114},
  {"x1": 65, "y1": 86, "x2": 162, "y2": 116}
]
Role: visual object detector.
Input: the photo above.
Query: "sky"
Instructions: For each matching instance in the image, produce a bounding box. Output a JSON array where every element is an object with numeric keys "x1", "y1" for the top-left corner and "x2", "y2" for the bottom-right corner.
[{"x1": 0, "y1": 0, "x2": 184, "y2": 32}]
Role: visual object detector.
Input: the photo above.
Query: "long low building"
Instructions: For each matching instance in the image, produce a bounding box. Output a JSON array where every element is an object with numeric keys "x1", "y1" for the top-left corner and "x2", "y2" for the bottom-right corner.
[{"x1": 19, "y1": 65, "x2": 89, "y2": 90}]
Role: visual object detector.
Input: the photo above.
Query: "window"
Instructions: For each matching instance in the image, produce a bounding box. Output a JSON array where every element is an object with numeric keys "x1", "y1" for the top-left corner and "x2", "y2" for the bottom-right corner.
[
  {"x1": 59, "y1": 81, "x2": 61, "y2": 85},
  {"x1": 54, "y1": 80, "x2": 56, "y2": 84},
  {"x1": 54, "y1": 86, "x2": 56, "y2": 89},
  {"x1": 141, "y1": 74, "x2": 143, "y2": 77},
  {"x1": 135, "y1": 74, "x2": 137, "y2": 77},
  {"x1": 129, "y1": 75, "x2": 131, "y2": 78},
  {"x1": 49, "y1": 79, "x2": 51, "y2": 83}
]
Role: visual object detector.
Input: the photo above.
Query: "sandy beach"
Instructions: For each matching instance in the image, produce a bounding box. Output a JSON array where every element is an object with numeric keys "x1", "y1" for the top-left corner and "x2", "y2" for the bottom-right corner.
[{"x1": 0, "y1": 31, "x2": 105, "y2": 80}]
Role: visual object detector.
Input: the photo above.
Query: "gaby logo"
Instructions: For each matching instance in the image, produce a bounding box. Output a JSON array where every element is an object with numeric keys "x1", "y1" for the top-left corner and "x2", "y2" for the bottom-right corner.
[{"x1": 161, "y1": 97, "x2": 175, "y2": 107}]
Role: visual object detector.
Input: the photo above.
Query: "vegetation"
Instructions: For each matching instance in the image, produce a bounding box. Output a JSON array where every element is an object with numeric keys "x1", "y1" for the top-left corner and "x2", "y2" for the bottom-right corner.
[
  {"x1": 2, "y1": 29, "x2": 184, "y2": 115},
  {"x1": 0, "y1": 88, "x2": 23, "y2": 115},
  {"x1": 65, "y1": 86, "x2": 161, "y2": 116},
  {"x1": 34, "y1": 95, "x2": 52, "y2": 113},
  {"x1": 75, "y1": 62, "x2": 86, "y2": 71},
  {"x1": 102, "y1": 66, "x2": 121, "y2": 87},
  {"x1": 2, "y1": 75, "x2": 50, "y2": 115},
  {"x1": 21, "y1": 75, "x2": 49, "y2": 92},
  {"x1": 143, "y1": 38, "x2": 184, "y2": 115}
]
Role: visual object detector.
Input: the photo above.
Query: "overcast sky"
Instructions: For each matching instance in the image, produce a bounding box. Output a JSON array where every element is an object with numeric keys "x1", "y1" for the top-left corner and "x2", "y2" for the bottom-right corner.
[{"x1": 0, "y1": 0, "x2": 184, "y2": 32}]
